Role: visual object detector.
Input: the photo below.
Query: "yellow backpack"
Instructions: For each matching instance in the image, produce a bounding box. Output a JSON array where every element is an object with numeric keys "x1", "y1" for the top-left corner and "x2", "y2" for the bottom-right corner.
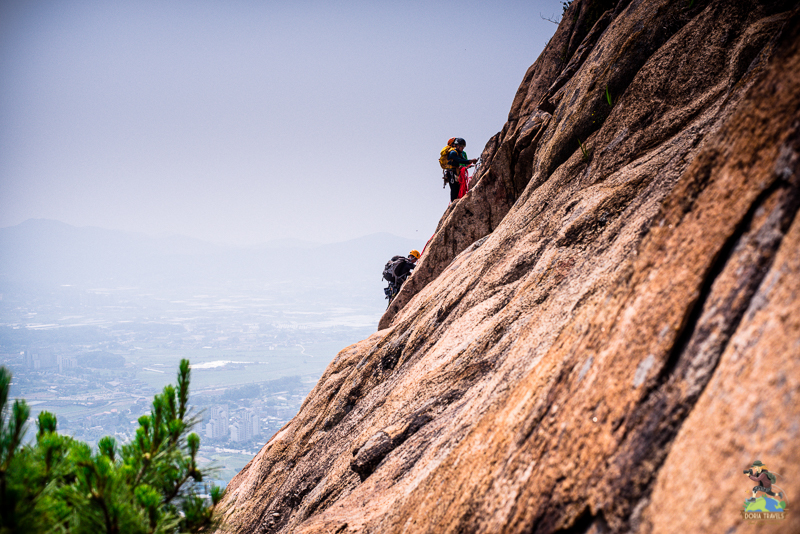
[{"x1": 439, "y1": 139, "x2": 457, "y2": 170}]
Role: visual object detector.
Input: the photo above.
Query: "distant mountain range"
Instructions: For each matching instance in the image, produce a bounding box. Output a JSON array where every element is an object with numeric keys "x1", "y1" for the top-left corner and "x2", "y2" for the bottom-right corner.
[{"x1": 0, "y1": 219, "x2": 422, "y2": 294}]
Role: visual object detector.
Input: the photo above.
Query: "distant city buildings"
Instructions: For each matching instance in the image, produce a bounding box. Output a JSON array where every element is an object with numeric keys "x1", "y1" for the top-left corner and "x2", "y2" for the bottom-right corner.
[
  {"x1": 207, "y1": 405, "x2": 260, "y2": 443},
  {"x1": 231, "y1": 410, "x2": 259, "y2": 442},
  {"x1": 244, "y1": 410, "x2": 259, "y2": 437},
  {"x1": 206, "y1": 405, "x2": 229, "y2": 439},
  {"x1": 57, "y1": 354, "x2": 78, "y2": 372},
  {"x1": 25, "y1": 348, "x2": 57, "y2": 370},
  {"x1": 269, "y1": 405, "x2": 294, "y2": 419},
  {"x1": 230, "y1": 422, "x2": 244, "y2": 442}
]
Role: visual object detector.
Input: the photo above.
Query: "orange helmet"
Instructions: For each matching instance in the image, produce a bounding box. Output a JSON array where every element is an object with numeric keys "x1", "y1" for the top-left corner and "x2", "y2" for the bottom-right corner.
[{"x1": 409, "y1": 250, "x2": 421, "y2": 260}]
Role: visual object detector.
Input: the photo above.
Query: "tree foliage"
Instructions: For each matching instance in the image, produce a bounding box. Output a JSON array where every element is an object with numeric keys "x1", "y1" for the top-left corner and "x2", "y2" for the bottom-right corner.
[{"x1": 0, "y1": 360, "x2": 224, "y2": 534}]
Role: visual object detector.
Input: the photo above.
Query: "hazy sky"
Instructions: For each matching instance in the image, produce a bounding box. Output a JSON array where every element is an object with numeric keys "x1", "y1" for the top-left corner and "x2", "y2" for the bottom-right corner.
[{"x1": 1, "y1": 0, "x2": 560, "y2": 246}]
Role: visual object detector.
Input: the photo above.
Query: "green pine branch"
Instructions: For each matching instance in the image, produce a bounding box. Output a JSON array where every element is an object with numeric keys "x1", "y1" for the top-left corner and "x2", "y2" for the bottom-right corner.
[{"x1": 0, "y1": 360, "x2": 224, "y2": 534}]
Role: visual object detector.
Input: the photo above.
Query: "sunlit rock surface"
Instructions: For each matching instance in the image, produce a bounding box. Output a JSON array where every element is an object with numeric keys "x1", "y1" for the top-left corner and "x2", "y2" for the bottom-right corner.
[{"x1": 217, "y1": 1, "x2": 800, "y2": 532}]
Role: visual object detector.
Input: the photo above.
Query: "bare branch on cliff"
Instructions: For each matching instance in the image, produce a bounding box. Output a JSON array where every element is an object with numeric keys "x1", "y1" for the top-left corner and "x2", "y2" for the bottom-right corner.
[{"x1": 540, "y1": 12, "x2": 560, "y2": 25}]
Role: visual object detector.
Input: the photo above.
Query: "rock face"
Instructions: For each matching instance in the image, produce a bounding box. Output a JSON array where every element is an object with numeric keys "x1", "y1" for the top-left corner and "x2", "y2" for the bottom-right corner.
[{"x1": 217, "y1": 1, "x2": 800, "y2": 532}]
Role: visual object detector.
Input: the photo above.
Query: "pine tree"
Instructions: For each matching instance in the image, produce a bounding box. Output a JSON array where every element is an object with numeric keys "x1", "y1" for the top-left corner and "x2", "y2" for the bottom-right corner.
[{"x1": 0, "y1": 360, "x2": 224, "y2": 534}]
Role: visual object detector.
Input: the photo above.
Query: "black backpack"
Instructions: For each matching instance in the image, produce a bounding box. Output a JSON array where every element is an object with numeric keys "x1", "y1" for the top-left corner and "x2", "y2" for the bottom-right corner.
[{"x1": 382, "y1": 256, "x2": 405, "y2": 284}]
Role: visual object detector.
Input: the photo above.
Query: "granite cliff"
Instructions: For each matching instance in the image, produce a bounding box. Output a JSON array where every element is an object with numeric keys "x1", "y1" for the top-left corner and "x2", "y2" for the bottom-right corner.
[{"x1": 217, "y1": 0, "x2": 800, "y2": 532}]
